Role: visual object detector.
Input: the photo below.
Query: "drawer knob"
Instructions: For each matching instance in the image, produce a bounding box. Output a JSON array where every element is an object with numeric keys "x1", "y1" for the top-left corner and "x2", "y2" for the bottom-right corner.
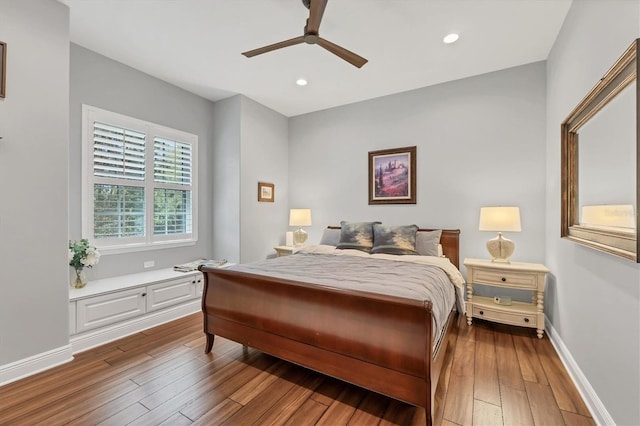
[
  {"x1": 501, "y1": 277, "x2": 506, "y2": 282},
  {"x1": 142, "y1": 292, "x2": 147, "y2": 297},
  {"x1": 524, "y1": 317, "x2": 530, "y2": 323},
  {"x1": 479, "y1": 310, "x2": 484, "y2": 315}
]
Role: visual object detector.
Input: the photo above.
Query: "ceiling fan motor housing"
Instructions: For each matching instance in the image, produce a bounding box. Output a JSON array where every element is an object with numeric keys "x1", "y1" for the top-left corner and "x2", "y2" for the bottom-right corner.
[{"x1": 304, "y1": 32, "x2": 319, "y2": 44}]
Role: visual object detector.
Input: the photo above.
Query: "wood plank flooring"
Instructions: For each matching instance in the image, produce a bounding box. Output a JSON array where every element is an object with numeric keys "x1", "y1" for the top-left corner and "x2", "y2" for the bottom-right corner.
[{"x1": 0, "y1": 313, "x2": 595, "y2": 425}]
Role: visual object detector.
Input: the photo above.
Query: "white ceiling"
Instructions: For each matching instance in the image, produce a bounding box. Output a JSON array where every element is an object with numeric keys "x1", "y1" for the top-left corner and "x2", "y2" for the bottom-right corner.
[{"x1": 60, "y1": 0, "x2": 572, "y2": 117}]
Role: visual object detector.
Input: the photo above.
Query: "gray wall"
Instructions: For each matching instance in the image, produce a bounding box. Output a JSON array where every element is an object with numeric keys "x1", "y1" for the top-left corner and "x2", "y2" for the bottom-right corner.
[
  {"x1": 545, "y1": 1, "x2": 640, "y2": 424},
  {"x1": 211, "y1": 95, "x2": 289, "y2": 264},
  {"x1": 0, "y1": 0, "x2": 70, "y2": 364},
  {"x1": 289, "y1": 62, "x2": 548, "y2": 269},
  {"x1": 70, "y1": 44, "x2": 217, "y2": 279},
  {"x1": 212, "y1": 96, "x2": 242, "y2": 263},
  {"x1": 239, "y1": 96, "x2": 289, "y2": 263}
]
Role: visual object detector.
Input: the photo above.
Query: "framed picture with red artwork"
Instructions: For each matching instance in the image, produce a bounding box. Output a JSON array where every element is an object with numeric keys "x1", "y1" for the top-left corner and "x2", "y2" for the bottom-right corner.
[{"x1": 368, "y1": 146, "x2": 416, "y2": 205}]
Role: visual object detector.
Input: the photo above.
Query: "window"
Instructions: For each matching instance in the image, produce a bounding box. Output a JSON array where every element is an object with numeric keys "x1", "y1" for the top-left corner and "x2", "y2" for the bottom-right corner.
[{"x1": 82, "y1": 105, "x2": 197, "y2": 253}]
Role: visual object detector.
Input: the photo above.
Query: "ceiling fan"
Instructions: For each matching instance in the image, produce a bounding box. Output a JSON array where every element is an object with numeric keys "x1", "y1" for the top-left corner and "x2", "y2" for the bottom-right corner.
[{"x1": 242, "y1": 0, "x2": 368, "y2": 68}]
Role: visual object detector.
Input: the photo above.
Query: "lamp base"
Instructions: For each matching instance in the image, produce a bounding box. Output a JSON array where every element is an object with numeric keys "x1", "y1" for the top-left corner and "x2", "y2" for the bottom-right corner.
[
  {"x1": 486, "y1": 232, "x2": 515, "y2": 263},
  {"x1": 293, "y1": 227, "x2": 308, "y2": 246}
]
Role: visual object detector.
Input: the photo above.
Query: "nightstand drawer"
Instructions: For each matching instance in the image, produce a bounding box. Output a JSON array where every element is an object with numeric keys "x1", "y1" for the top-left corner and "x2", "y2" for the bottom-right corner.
[
  {"x1": 472, "y1": 269, "x2": 537, "y2": 289},
  {"x1": 472, "y1": 305, "x2": 537, "y2": 327}
]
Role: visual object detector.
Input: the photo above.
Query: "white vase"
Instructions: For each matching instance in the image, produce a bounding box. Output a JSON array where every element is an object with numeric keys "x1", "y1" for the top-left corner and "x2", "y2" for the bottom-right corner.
[{"x1": 72, "y1": 268, "x2": 87, "y2": 289}]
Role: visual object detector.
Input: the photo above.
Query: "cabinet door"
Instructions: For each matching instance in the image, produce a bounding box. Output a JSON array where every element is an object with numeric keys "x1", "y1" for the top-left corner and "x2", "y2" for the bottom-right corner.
[
  {"x1": 195, "y1": 273, "x2": 204, "y2": 297},
  {"x1": 146, "y1": 278, "x2": 196, "y2": 312},
  {"x1": 76, "y1": 288, "x2": 146, "y2": 333}
]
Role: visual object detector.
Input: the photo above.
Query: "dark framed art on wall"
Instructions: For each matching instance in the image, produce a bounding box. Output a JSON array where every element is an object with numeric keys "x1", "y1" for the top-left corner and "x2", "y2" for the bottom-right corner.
[{"x1": 368, "y1": 146, "x2": 416, "y2": 205}]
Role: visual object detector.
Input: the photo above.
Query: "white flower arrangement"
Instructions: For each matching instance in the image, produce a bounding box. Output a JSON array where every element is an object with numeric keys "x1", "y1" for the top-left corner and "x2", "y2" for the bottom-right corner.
[{"x1": 69, "y1": 238, "x2": 100, "y2": 270}]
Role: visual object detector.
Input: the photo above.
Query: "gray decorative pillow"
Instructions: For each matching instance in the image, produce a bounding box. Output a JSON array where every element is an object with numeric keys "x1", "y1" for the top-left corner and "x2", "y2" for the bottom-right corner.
[
  {"x1": 415, "y1": 229, "x2": 442, "y2": 256},
  {"x1": 371, "y1": 224, "x2": 419, "y2": 255},
  {"x1": 319, "y1": 228, "x2": 341, "y2": 246},
  {"x1": 336, "y1": 221, "x2": 380, "y2": 252}
]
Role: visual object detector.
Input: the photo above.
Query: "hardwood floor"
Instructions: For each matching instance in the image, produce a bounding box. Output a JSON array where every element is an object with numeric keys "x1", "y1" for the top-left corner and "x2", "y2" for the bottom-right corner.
[{"x1": 0, "y1": 313, "x2": 594, "y2": 425}]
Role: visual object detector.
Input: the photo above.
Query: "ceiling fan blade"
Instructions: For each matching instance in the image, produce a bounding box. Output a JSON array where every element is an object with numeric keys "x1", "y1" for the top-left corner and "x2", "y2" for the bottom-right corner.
[
  {"x1": 307, "y1": 0, "x2": 328, "y2": 34},
  {"x1": 242, "y1": 36, "x2": 305, "y2": 58},
  {"x1": 317, "y1": 38, "x2": 368, "y2": 68}
]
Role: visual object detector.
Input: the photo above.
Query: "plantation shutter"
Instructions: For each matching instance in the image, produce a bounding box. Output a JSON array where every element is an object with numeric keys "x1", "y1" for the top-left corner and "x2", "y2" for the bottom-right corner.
[
  {"x1": 94, "y1": 185, "x2": 146, "y2": 238},
  {"x1": 153, "y1": 137, "x2": 192, "y2": 185},
  {"x1": 93, "y1": 122, "x2": 145, "y2": 180}
]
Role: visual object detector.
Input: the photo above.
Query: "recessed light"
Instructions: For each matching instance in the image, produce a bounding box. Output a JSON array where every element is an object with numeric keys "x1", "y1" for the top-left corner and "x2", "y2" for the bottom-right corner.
[
  {"x1": 443, "y1": 33, "x2": 459, "y2": 44},
  {"x1": 296, "y1": 78, "x2": 308, "y2": 86}
]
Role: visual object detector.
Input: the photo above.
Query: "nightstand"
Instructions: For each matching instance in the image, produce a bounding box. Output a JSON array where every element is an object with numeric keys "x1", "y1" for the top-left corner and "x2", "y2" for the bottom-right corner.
[
  {"x1": 274, "y1": 245, "x2": 301, "y2": 257},
  {"x1": 464, "y1": 258, "x2": 549, "y2": 338}
]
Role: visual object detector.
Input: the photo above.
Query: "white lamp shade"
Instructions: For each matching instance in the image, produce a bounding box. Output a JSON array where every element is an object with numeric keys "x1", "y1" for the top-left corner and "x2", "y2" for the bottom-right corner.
[
  {"x1": 479, "y1": 206, "x2": 521, "y2": 232},
  {"x1": 289, "y1": 209, "x2": 312, "y2": 227}
]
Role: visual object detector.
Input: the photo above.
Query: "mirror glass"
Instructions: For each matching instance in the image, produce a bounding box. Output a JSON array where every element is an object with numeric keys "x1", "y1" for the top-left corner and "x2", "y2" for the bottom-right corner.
[{"x1": 578, "y1": 81, "x2": 636, "y2": 233}]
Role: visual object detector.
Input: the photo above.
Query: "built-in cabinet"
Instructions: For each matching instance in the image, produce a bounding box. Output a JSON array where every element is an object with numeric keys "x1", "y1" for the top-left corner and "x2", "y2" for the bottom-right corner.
[{"x1": 69, "y1": 268, "x2": 204, "y2": 353}]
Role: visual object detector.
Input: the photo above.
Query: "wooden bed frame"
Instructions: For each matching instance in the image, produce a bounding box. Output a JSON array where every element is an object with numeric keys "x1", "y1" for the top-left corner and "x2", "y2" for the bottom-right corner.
[{"x1": 200, "y1": 228, "x2": 460, "y2": 425}]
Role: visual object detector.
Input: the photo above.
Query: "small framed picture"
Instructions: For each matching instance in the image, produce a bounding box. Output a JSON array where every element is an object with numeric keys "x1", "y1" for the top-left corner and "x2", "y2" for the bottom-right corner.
[
  {"x1": 0, "y1": 41, "x2": 6, "y2": 98},
  {"x1": 368, "y1": 146, "x2": 417, "y2": 204},
  {"x1": 258, "y1": 182, "x2": 275, "y2": 202}
]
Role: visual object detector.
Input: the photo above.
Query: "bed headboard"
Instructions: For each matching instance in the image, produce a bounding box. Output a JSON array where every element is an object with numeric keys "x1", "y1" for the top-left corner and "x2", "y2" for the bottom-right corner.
[{"x1": 326, "y1": 226, "x2": 461, "y2": 269}]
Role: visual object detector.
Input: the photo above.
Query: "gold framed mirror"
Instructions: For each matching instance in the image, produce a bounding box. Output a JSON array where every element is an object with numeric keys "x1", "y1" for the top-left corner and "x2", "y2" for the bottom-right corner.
[{"x1": 561, "y1": 39, "x2": 639, "y2": 262}]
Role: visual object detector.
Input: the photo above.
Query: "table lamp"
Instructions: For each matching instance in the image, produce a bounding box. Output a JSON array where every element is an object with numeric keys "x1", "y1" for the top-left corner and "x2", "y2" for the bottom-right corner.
[
  {"x1": 289, "y1": 209, "x2": 312, "y2": 246},
  {"x1": 479, "y1": 206, "x2": 521, "y2": 263}
]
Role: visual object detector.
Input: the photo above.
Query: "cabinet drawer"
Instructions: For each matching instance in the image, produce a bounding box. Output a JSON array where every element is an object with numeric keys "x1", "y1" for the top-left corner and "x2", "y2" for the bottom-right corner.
[
  {"x1": 77, "y1": 288, "x2": 146, "y2": 333},
  {"x1": 146, "y1": 278, "x2": 196, "y2": 312},
  {"x1": 472, "y1": 305, "x2": 537, "y2": 328},
  {"x1": 472, "y1": 269, "x2": 537, "y2": 289}
]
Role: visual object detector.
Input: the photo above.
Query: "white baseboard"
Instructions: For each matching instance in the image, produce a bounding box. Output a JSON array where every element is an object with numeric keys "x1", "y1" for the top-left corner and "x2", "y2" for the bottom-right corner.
[
  {"x1": 70, "y1": 300, "x2": 201, "y2": 354},
  {"x1": 545, "y1": 316, "x2": 614, "y2": 425},
  {"x1": 0, "y1": 345, "x2": 73, "y2": 387}
]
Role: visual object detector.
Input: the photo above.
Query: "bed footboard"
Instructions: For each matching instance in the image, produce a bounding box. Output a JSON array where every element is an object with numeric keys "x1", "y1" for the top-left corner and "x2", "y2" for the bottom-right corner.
[{"x1": 200, "y1": 266, "x2": 457, "y2": 425}]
